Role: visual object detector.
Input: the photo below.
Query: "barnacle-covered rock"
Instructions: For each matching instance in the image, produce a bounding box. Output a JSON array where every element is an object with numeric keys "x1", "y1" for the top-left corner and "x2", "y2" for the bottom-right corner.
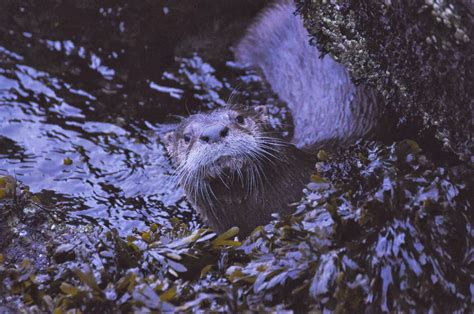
[{"x1": 296, "y1": 0, "x2": 473, "y2": 158}]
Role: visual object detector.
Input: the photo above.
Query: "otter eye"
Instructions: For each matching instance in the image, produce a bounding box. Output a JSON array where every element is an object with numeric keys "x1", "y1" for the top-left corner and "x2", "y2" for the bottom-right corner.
[
  {"x1": 183, "y1": 134, "x2": 191, "y2": 143},
  {"x1": 235, "y1": 115, "x2": 245, "y2": 124}
]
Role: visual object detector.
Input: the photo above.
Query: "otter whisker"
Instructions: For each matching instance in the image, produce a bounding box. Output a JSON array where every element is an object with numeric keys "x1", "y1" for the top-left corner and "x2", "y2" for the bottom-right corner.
[
  {"x1": 247, "y1": 162, "x2": 258, "y2": 197},
  {"x1": 197, "y1": 179, "x2": 205, "y2": 205},
  {"x1": 248, "y1": 153, "x2": 266, "y2": 194},
  {"x1": 256, "y1": 138, "x2": 289, "y2": 149},
  {"x1": 253, "y1": 147, "x2": 281, "y2": 166},
  {"x1": 256, "y1": 144, "x2": 282, "y2": 157},
  {"x1": 226, "y1": 85, "x2": 242, "y2": 107},
  {"x1": 217, "y1": 172, "x2": 231, "y2": 190},
  {"x1": 236, "y1": 166, "x2": 245, "y2": 190},
  {"x1": 256, "y1": 143, "x2": 286, "y2": 160},
  {"x1": 250, "y1": 162, "x2": 260, "y2": 195},
  {"x1": 257, "y1": 133, "x2": 290, "y2": 141},
  {"x1": 198, "y1": 168, "x2": 212, "y2": 204},
  {"x1": 257, "y1": 135, "x2": 289, "y2": 142}
]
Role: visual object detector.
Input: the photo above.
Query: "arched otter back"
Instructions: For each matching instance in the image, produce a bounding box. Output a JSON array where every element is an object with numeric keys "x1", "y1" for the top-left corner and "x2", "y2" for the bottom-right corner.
[{"x1": 235, "y1": 0, "x2": 380, "y2": 151}]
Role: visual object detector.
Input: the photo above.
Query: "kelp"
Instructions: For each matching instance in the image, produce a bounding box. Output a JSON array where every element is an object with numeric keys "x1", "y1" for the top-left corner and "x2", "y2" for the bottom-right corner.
[{"x1": 1, "y1": 140, "x2": 471, "y2": 312}]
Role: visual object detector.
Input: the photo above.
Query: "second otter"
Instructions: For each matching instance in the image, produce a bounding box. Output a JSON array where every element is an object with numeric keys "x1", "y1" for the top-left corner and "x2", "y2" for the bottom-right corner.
[{"x1": 164, "y1": 106, "x2": 314, "y2": 236}]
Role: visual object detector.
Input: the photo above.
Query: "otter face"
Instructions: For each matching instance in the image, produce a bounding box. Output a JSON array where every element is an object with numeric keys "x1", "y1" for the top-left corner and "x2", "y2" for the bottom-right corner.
[
  {"x1": 163, "y1": 106, "x2": 279, "y2": 201},
  {"x1": 165, "y1": 108, "x2": 264, "y2": 177}
]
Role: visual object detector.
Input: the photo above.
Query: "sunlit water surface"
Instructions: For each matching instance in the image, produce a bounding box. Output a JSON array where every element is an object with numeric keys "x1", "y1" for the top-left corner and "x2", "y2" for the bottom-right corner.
[
  {"x1": 0, "y1": 50, "x2": 192, "y2": 233},
  {"x1": 0, "y1": 1, "x2": 274, "y2": 233}
]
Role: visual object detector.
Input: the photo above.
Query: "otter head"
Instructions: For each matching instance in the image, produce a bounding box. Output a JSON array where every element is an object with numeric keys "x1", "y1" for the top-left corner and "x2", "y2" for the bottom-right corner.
[{"x1": 163, "y1": 106, "x2": 279, "y2": 203}]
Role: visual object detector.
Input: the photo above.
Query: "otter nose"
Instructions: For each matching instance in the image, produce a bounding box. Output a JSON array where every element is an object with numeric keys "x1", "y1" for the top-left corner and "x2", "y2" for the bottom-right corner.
[{"x1": 200, "y1": 125, "x2": 229, "y2": 143}]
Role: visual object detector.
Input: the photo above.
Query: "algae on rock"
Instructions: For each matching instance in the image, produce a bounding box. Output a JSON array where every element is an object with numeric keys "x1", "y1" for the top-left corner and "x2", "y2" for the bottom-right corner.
[{"x1": 296, "y1": 0, "x2": 473, "y2": 158}]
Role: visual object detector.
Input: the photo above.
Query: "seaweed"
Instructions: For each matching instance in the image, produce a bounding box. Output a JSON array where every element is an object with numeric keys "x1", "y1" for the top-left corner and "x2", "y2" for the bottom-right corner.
[{"x1": 1, "y1": 140, "x2": 471, "y2": 312}]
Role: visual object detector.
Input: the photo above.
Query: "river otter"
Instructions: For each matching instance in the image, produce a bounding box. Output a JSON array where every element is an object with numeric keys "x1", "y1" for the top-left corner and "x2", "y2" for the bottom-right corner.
[
  {"x1": 164, "y1": 1, "x2": 379, "y2": 235},
  {"x1": 163, "y1": 105, "x2": 315, "y2": 236}
]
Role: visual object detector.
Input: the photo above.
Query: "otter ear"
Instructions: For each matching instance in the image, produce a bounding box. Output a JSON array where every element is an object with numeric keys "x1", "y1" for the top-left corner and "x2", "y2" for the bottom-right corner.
[
  {"x1": 253, "y1": 105, "x2": 270, "y2": 123},
  {"x1": 162, "y1": 131, "x2": 175, "y2": 154}
]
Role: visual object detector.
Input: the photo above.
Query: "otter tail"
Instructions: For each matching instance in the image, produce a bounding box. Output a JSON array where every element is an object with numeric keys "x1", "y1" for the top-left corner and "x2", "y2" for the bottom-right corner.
[{"x1": 235, "y1": 1, "x2": 379, "y2": 150}]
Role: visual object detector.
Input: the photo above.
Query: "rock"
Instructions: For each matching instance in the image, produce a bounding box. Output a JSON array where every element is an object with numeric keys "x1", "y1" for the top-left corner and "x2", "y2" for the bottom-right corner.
[{"x1": 297, "y1": 0, "x2": 473, "y2": 158}]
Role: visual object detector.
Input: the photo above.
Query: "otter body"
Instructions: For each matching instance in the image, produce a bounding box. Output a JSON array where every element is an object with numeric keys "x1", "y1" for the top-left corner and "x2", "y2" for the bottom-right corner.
[
  {"x1": 235, "y1": 0, "x2": 379, "y2": 150},
  {"x1": 164, "y1": 107, "x2": 314, "y2": 235}
]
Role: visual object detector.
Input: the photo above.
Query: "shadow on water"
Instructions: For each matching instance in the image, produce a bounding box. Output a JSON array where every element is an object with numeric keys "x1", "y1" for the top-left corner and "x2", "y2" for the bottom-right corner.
[{"x1": 0, "y1": 0, "x2": 278, "y2": 233}]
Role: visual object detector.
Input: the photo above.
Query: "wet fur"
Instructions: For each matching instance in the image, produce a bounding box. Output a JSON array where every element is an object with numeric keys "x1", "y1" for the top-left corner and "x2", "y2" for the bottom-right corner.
[{"x1": 196, "y1": 142, "x2": 314, "y2": 236}]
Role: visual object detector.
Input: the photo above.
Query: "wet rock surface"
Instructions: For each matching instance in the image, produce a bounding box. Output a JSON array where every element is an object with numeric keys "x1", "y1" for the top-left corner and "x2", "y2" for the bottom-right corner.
[{"x1": 297, "y1": 0, "x2": 473, "y2": 158}]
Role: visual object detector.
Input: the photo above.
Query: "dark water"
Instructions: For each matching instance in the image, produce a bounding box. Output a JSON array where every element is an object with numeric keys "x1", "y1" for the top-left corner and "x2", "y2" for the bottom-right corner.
[{"x1": 0, "y1": 1, "x2": 273, "y2": 233}]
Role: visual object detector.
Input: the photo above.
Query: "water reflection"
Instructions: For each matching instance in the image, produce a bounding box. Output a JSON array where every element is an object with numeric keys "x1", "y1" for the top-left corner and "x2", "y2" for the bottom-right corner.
[
  {"x1": 0, "y1": 56, "x2": 190, "y2": 233},
  {"x1": 0, "y1": 1, "x2": 270, "y2": 233}
]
